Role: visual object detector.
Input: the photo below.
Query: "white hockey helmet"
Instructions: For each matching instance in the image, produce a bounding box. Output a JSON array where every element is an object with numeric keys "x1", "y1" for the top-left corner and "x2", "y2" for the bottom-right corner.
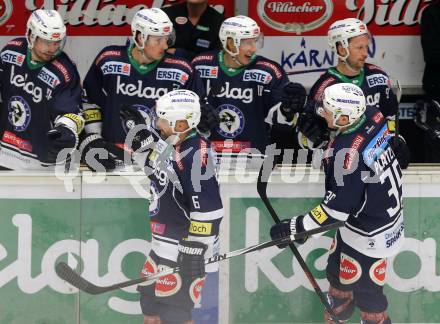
[
  {"x1": 131, "y1": 8, "x2": 174, "y2": 50},
  {"x1": 26, "y1": 9, "x2": 66, "y2": 48},
  {"x1": 328, "y1": 18, "x2": 369, "y2": 60},
  {"x1": 219, "y1": 15, "x2": 262, "y2": 56},
  {"x1": 155, "y1": 89, "x2": 201, "y2": 131},
  {"x1": 321, "y1": 83, "x2": 366, "y2": 128}
]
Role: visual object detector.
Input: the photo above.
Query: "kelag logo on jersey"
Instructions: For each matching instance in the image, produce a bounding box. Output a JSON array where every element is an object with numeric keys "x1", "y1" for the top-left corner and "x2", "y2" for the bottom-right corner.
[
  {"x1": 257, "y1": 0, "x2": 333, "y2": 34},
  {"x1": 243, "y1": 69, "x2": 272, "y2": 84},
  {"x1": 1, "y1": 50, "x2": 25, "y2": 67},
  {"x1": 217, "y1": 104, "x2": 245, "y2": 138},
  {"x1": 8, "y1": 96, "x2": 31, "y2": 132},
  {"x1": 366, "y1": 74, "x2": 389, "y2": 88},
  {"x1": 195, "y1": 65, "x2": 218, "y2": 79},
  {"x1": 156, "y1": 68, "x2": 189, "y2": 85},
  {"x1": 37, "y1": 67, "x2": 60, "y2": 89},
  {"x1": 101, "y1": 61, "x2": 131, "y2": 76}
]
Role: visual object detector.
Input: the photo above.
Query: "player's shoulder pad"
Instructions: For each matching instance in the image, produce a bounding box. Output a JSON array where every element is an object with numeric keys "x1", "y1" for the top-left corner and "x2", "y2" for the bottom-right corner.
[
  {"x1": 94, "y1": 45, "x2": 126, "y2": 65},
  {"x1": 191, "y1": 51, "x2": 217, "y2": 65},
  {"x1": 163, "y1": 54, "x2": 193, "y2": 73},
  {"x1": 334, "y1": 131, "x2": 367, "y2": 170},
  {"x1": 310, "y1": 72, "x2": 337, "y2": 100},
  {"x1": 176, "y1": 135, "x2": 210, "y2": 171},
  {"x1": 3, "y1": 37, "x2": 27, "y2": 50},
  {"x1": 50, "y1": 54, "x2": 79, "y2": 84},
  {"x1": 0, "y1": 37, "x2": 27, "y2": 66},
  {"x1": 365, "y1": 63, "x2": 390, "y2": 76},
  {"x1": 253, "y1": 55, "x2": 284, "y2": 79}
]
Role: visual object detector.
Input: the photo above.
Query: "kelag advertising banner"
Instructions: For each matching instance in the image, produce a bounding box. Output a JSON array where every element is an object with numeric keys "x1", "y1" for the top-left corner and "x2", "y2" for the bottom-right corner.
[{"x1": 248, "y1": 0, "x2": 428, "y2": 88}]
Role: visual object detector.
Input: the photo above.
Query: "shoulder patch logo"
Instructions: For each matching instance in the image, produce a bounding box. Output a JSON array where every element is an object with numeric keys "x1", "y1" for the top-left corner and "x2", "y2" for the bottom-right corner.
[
  {"x1": 243, "y1": 69, "x2": 273, "y2": 84},
  {"x1": 1, "y1": 50, "x2": 25, "y2": 67}
]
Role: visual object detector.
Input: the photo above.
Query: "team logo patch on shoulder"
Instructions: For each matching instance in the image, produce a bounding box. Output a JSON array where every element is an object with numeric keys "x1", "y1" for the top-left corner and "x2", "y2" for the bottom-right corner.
[
  {"x1": 38, "y1": 67, "x2": 61, "y2": 88},
  {"x1": 366, "y1": 73, "x2": 389, "y2": 87},
  {"x1": 101, "y1": 61, "x2": 131, "y2": 76},
  {"x1": 1, "y1": 50, "x2": 25, "y2": 66},
  {"x1": 243, "y1": 69, "x2": 272, "y2": 84},
  {"x1": 156, "y1": 68, "x2": 189, "y2": 85},
  {"x1": 217, "y1": 104, "x2": 245, "y2": 138},
  {"x1": 8, "y1": 96, "x2": 31, "y2": 132},
  {"x1": 195, "y1": 65, "x2": 218, "y2": 79}
]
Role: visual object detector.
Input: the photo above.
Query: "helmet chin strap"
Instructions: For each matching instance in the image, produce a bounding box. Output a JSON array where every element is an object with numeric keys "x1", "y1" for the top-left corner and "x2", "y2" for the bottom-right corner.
[{"x1": 341, "y1": 58, "x2": 362, "y2": 74}]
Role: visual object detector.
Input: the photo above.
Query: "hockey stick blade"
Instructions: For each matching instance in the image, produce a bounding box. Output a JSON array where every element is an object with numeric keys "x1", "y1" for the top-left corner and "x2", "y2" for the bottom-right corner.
[{"x1": 55, "y1": 223, "x2": 342, "y2": 295}]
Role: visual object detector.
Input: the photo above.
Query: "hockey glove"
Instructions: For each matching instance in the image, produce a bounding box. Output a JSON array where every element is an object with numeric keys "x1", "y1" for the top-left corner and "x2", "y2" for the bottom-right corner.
[
  {"x1": 297, "y1": 112, "x2": 330, "y2": 147},
  {"x1": 279, "y1": 82, "x2": 307, "y2": 122},
  {"x1": 46, "y1": 125, "x2": 78, "y2": 163},
  {"x1": 79, "y1": 134, "x2": 117, "y2": 171},
  {"x1": 120, "y1": 105, "x2": 154, "y2": 153},
  {"x1": 269, "y1": 215, "x2": 307, "y2": 249},
  {"x1": 390, "y1": 135, "x2": 410, "y2": 169},
  {"x1": 177, "y1": 239, "x2": 207, "y2": 279},
  {"x1": 197, "y1": 103, "x2": 220, "y2": 134}
]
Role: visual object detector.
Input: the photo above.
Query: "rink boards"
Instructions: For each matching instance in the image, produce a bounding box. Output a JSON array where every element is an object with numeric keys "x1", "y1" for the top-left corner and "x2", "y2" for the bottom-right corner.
[{"x1": 0, "y1": 169, "x2": 439, "y2": 323}]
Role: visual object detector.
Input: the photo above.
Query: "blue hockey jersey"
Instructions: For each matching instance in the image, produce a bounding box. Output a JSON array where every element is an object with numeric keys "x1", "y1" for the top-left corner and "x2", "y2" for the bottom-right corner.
[
  {"x1": 302, "y1": 107, "x2": 404, "y2": 258},
  {"x1": 0, "y1": 37, "x2": 82, "y2": 170},
  {"x1": 307, "y1": 63, "x2": 398, "y2": 120},
  {"x1": 83, "y1": 44, "x2": 205, "y2": 148},
  {"x1": 148, "y1": 130, "x2": 223, "y2": 271},
  {"x1": 192, "y1": 51, "x2": 289, "y2": 154}
]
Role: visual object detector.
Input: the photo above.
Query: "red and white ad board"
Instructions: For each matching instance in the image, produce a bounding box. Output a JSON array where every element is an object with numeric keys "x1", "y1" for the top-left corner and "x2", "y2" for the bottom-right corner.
[
  {"x1": 248, "y1": 0, "x2": 429, "y2": 89},
  {"x1": 0, "y1": 0, "x2": 234, "y2": 77}
]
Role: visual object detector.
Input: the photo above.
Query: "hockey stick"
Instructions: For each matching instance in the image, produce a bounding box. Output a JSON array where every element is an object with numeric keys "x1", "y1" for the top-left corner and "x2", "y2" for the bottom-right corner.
[
  {"x1": 257, "y1": 157, "x2": 343, "y2": 324},
  {"x1": 55, "y1": 223, "x2": 341, "y2": 295}
]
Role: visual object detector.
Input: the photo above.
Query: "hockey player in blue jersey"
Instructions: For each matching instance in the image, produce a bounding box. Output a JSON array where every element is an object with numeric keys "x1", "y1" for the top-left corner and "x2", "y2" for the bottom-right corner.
[
  {"x1": 297, "y1": 18, "x2": 410, "y2": 169},
  {"x1": 0, "y1": 9, "x2": 83, "y2": 170},
  {"x1": 123, "y1": 89, "x2": 223, "y2": 324},
  {"x1": 192, "y1": 15, "x2": 301, "y2": 155},
  {"x1": 80, "y1": 7, "x2": 215, "y2": 172},
  {"x1": 270, "y1": 83, "x2": 404, "y2": 324}
]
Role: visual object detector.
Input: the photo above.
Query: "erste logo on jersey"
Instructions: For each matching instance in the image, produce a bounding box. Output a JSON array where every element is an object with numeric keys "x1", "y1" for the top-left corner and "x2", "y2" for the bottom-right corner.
[
  {"x1": 38, "y1": 67, "x2": 61, "y2": 89},
  {"x1": 366, "y1": 74, "x2": 389, "y2": 87},
  {"x1": 101, "y1": 61, "x2": 131, "y2": 76},
  {"x1": 217, "y1": 104, "x2": 245, "y2": 138},
  {"x1": 8, "y1": 96, "x2": 31, "y2": 132},
  {"x1": 243, "y1": 69, "x2": 272, "y2": 84},
  {"x1": 257, "y1": 0, "x2": 333, "y2": 34},
  {"x1": 1, "y1": 50, "x2": 25, "y2": 67},
  {"x1": 195, "y1": 65, "x2": 218, "y2": 79},
  {"x1": 156, "y1": 68, "x2": 189, "y2": 85}
]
